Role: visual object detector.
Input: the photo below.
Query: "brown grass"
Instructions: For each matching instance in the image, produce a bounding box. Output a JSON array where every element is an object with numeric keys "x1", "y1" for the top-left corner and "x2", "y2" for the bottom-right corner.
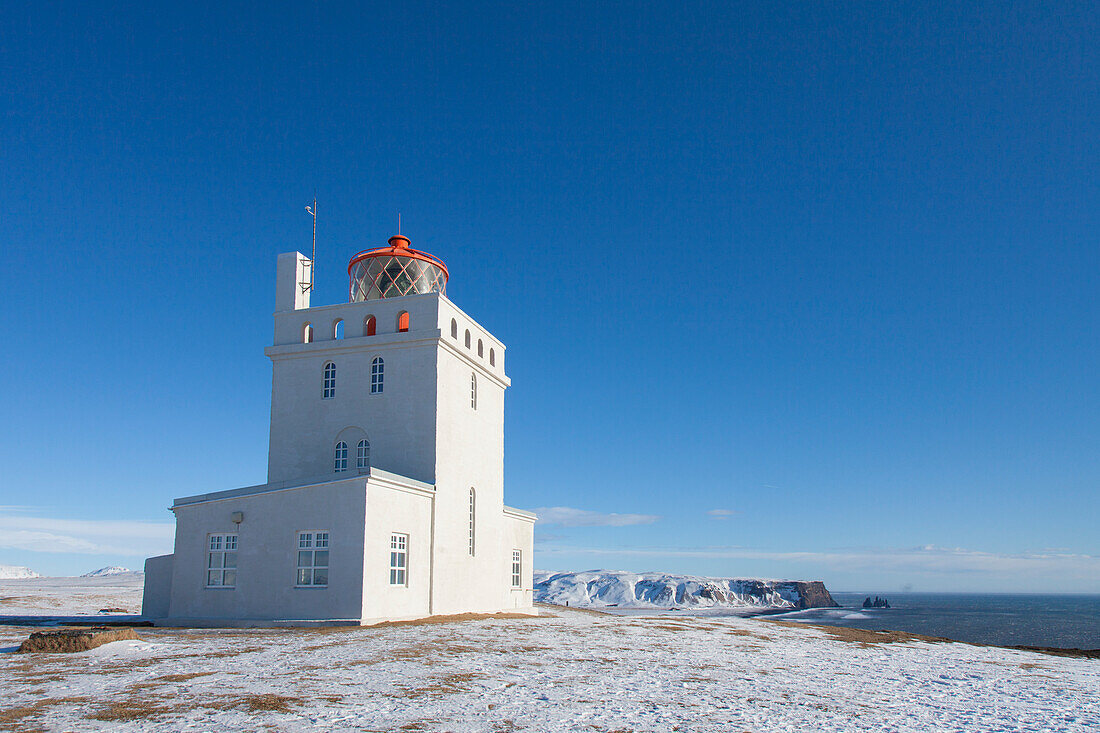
[
  {"x1": 400, "y1": 671, "x2": 481, "y2": 698},
  {"x1": 0, "y1": 696, "x2": 90, "y2": 732},
  {"x1": 239, "y1": 694, "x2": 301, "y2": 713}
]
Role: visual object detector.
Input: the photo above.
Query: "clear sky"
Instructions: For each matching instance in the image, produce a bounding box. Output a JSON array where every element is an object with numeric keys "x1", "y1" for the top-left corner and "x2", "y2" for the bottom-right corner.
[{"x1": 1, "y1": 2, "x2": 1097, "y2": 592}]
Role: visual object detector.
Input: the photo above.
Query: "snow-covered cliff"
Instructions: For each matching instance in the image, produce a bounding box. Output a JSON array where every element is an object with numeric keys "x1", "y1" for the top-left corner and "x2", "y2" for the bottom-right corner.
[
  {"x1": 0, "y1": 565, "x2": 41, "y2": 579},
  {"x1": 534, "y1": 570, "x2": 838, "y2": 611}
]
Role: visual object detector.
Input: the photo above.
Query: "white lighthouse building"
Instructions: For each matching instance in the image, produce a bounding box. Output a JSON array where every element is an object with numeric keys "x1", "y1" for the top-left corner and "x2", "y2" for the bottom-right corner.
[{"x1": 142, "y1": 233, "x2": 536, "y2": 626}]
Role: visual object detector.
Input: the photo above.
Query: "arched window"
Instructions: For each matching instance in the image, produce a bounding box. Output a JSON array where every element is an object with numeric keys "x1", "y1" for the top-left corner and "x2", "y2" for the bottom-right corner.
[
  {"x1": 468, "y1": 488, "x2": 476, "y2": 556},
  {"x1": 489, "y1": 348, "x2": 496, "y2": 366},
  {"x1": 397, "y1": 311, "x2": 409, "y2": 333},
  {"x1": 333, "y1": 319, "x2": 344, "y2": 339},
  {"x1": 356, "y1": 439, "x2": 370, "y2": 471},
  {"x1": 364, "y1": 315, "x2": 376, "y2": 337},
  {"x1": 470, "y1": 372, "x2": 477, "y2": 409},
  {"x1": 370, "y1": 357, "x2": 384, "y2": 394},
  {"x1": 333, "y1": 441, "x2": 348, "y2": 472},
  {"x1": 322, "y1": 362, "x2": 336, "y2": 399},
  {"x1": 451, "y1": 319, "x2": 458, "y2": 339},
  {"x1": 464, "y1": 330, "x2": 471, "y2": 348},
  {"x1": 477, "y1": 339, "x2": 484, "y2": 357},
  {"x1": 303, "y1": 323, "x2": 313, "y2": 344}
]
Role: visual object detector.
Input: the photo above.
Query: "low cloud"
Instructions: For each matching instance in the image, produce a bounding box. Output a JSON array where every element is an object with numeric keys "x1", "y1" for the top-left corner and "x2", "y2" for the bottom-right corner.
[
  {"x1": 535, "y1": 506, "x2": 660, "y2": 528},
  {"x1": 0, "y1": 512, "x2": 174, "y2": 557},
  {"x1": 535, "y1": 542, "x2": 1100, "y2": 580},
  {"x1": 707, "y1": 509, "x2": 738, "y2": 520}
]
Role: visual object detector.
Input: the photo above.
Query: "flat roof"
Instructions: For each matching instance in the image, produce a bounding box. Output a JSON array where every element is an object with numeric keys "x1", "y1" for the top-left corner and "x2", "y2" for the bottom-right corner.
[{"x1": 173, "y1": 467, "x2": 435, "y2": 508}]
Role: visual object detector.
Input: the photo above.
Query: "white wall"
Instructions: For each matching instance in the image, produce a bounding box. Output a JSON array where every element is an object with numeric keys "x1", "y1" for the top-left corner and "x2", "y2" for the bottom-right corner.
[
  {"x1": 361, "y1": 477, "x2": 434, "y2": 622},
  {"x1": 265, "y1": 296, "x2": 442, "y2": 486},
  {"x1": 164, "y1": 478, "x2": 367, "y2": 624}
]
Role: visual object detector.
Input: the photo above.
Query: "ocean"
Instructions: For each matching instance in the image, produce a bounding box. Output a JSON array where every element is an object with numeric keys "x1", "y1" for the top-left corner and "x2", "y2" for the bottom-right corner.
[{"x1": 778, "y1": 592, "x2": 1100, "y2": 650}]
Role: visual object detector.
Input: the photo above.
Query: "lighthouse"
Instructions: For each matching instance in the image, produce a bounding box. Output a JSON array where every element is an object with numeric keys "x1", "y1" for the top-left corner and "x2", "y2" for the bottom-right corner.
[{"x1": 142, "y1": 231, "x2": 536, "y2": 626}]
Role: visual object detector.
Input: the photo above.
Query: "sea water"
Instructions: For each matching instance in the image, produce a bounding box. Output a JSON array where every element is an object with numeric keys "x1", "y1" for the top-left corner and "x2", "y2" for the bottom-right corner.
[{"x1": 777, "y1": 592, "x2": 1100, "y2": 649}]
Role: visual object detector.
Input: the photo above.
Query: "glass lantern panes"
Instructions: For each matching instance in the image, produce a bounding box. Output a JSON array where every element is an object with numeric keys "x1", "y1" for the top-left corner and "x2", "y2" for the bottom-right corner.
[{"x1": 349, "y1": 255, "x2": 447, "y2": 302}]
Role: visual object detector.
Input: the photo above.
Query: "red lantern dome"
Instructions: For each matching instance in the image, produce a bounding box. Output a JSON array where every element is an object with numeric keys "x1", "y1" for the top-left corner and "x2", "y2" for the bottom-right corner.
[{"x1": 347, "y1": 235, "x2": 449, "y2": 302}]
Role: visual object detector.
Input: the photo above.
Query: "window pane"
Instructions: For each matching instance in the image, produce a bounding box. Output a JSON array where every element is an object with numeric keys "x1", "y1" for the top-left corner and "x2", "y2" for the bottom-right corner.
[
  {"x1": 397, "y1": 569, "x2": 405, "y2": 584},
  {"x1": 312, "y1": 568, "x2": 328, "y2": 586},
  {"x1": 298, "y1": 568, "x2": 312, "y2": 585},
  {"x1": 390, "y1": 551, "x2": 397, "y2": 567},
  {"x1": 299, "y1": 551, "x2": 313, "y2": 567},
  {"x1": 222, "y1": 570, "x2": 236, "y2": 587},
  {"x1": 225, "y1": 536, "x2": 237, "y2": 550},
  {"x1": 210, "y1": 536, "x2": 221, "y2": 550},
  {"x1": 208, "y1": 553, "x2": 223, "y2": 569},
  {"x1": 223, "y1": 552, "x2": 237, "y2": 569},
  {"x1": 316, "y1": 533, "x2": 329, "y2": 548},
  {"x1": 314, "y1": 550, "x2": 329, "y2": 567},
  {"x1": 300, "y1": 534, "x2": 312, "y2": 548},
  {"x1": 208, "y1": 570, "x2": 221, "y2": 586},
  {"x1": 390, "y1": 569, "x2": 397, "y2": 584}
]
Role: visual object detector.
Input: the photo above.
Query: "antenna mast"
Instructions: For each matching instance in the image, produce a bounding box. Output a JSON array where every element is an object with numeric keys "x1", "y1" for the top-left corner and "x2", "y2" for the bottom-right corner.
[{"x1": 303, "y1": 198, "x2": 317, "y2": 294}]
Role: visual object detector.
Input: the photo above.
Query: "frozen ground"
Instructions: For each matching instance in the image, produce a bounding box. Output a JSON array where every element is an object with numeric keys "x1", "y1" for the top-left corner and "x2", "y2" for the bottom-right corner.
[{"x1": 1, "y1": 578, "x2": 1098, "y2": 732}]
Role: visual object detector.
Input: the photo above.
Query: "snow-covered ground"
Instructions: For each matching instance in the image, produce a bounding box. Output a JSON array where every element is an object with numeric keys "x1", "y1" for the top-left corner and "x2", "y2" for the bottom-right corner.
[
  {"x1": 1, "y1": 578, "x2": 1097, "y2": 731},
  {"x1": 0, "y1": 574, "x2": 145, "y2": 616}
]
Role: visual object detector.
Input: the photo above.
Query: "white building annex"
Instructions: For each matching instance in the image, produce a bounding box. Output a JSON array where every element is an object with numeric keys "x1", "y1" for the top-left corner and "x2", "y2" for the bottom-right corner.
[{"x1": 142, "y1": 232, "x2": 536, "y2": 626}]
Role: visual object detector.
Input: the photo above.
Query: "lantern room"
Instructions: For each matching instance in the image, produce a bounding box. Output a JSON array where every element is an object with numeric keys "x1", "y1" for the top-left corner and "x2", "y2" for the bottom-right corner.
[{"x1": 347, "y1": 234, "x2": 449, "y2": 302}]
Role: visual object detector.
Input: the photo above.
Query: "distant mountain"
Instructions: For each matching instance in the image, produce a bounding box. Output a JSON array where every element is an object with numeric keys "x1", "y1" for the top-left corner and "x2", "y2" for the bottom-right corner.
[
  {"x1": 534, "y1": 570, "x2": 839, "y2": 610},
  {"x1": 81, "y1": 566, "x2": 135, "y2": 577},
  {"x1": 0, "y1": 564, "x2": 41, "y2": 579}
]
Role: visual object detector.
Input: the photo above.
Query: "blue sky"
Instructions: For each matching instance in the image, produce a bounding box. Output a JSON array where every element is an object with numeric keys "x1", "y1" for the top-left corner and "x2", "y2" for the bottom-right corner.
[{"x1": 1, "y1": 2, "x2": 1097, "y2": 591}]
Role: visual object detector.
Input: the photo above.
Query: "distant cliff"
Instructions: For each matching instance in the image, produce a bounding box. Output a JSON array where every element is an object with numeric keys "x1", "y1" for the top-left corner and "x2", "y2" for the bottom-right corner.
[{"x1": 534, "y1": 570, "x2": 839, "y2": 611}]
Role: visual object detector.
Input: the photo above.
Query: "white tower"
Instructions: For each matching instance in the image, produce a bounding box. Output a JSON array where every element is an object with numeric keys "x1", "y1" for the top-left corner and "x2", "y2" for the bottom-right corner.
[
  {"x1": 142, "y1": 231, "x2": 534, "y2": 625},
  {"x1": 263, "y1": 233, "x2": 530, "y2": 617}
]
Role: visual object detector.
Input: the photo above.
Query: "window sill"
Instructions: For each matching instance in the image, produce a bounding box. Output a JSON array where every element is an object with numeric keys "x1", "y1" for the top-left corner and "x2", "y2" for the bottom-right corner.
[
  {"x1": 294, "y1": 585, "x2": 328, "y2": 589},
  {"x1": 205, "y1": 586, "x2": 236, "y2": 590}
]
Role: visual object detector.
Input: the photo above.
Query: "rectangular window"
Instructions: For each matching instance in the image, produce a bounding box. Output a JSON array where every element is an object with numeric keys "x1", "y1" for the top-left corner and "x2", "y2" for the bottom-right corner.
[
  {"x1": 296, "y1": 531, "x2": 330, "y2": 587},
  {"x1": 511, "y1": 549, "x2": 522, "y2": 588},
  {"x1": 389, "y1": 533, "x2": 408, "y2": 586},
  {"x1": 206, "y1": 534, "x2": 238, "y2": 588}
]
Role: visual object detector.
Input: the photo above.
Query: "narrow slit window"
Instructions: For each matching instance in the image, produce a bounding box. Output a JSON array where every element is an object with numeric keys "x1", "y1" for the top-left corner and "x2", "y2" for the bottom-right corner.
[
  {"x1": 478, "y1": 339, "x2": 483, "y2": 357},
  {"x1": 470, "y1": 372, "x2": 477, "y2": 409},
  {"x1": 450, "y1": 319, "x2": 458, "y2": 338},
  {"x1": 489, "y1": 348, "x2": 495, "y2": 367},
  {"x1": 397, "y1": 311, "x2": 410, "y2": 332},
  {"x1": 206, "y1": 534, "x2": 238, "y2": 588},
  {"x1": 296, "y1": 531, "x2": 329, "y2": 587},
  {"x1": 464, "y1": 330, "x2": 471, "y2": 348},
  {"x1": 303, "y1": 323, "x2": 313, "y2": 343},
  {"x1": 333, "y1": 319, "x2": 344, "y2": 339},
  {"x1": 512, "y1": 549, "x2": 522, "y2": 588},
  {"x1": 468, "y1": 488, "x2": 476, "y2": 556},
  {"x1": 322, "y1": 362, "x2": 336, "y2": 399},
  {"x1": 389, "y1": 534, "x2": 408, "y2": 585},
  {"x1": 365, "y1": 315, "x2": 376, "y2": 337},
  {"x1": 371, "y1": 357, "x2": 384, "y2": 394},
  {"x1": 334, "y1": 441, "x2": 348, "y2": 472}
]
